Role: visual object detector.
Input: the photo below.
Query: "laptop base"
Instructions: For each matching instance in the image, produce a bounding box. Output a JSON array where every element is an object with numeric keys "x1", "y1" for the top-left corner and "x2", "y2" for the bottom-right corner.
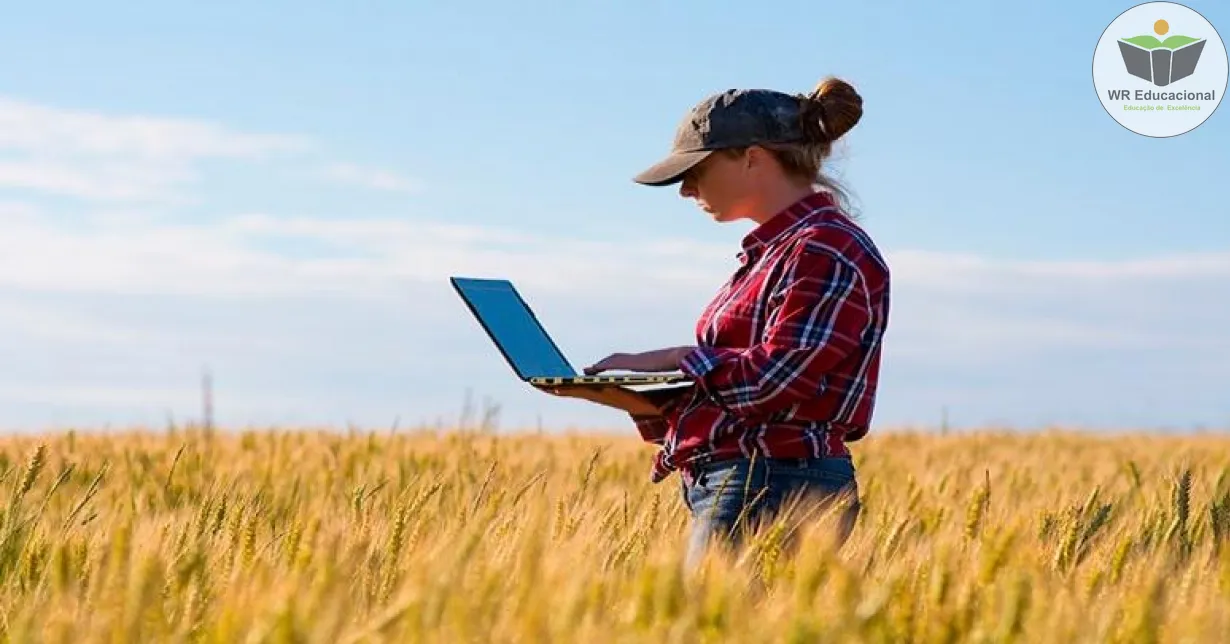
[{"x1": 528, "y1": 374, "x2": 692, "y2": 387}]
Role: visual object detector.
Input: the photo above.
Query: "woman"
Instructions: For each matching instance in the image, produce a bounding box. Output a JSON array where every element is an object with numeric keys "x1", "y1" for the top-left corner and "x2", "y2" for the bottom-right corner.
[{"x1": 548, "y1": 77, "x2": 890, "y2": 568}]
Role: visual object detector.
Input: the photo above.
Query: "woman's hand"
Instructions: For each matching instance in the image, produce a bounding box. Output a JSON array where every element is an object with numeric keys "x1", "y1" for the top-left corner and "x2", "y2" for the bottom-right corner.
[
  {"x1": 583, "y1": 346, "x2": 696, "y2": 375},
  {"x1": 541, "y1": 385, "x2": 663, "y2": 416}
]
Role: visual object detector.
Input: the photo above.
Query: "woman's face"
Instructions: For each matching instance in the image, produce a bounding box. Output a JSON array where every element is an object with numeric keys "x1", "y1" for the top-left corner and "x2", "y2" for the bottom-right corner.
[{"x1": 678, "y1": 149, "x2": 757, "y2": 223}]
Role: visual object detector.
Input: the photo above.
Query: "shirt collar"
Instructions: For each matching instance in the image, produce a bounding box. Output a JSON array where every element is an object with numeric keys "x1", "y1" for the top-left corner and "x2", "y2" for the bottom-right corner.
[{"x1": 737, "y1": 190, "x2": 839, "y2": 263}]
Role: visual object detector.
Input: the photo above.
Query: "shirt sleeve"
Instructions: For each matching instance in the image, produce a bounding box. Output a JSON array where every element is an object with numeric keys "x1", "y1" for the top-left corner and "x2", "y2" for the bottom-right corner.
[
  {"x1": 678, "y1": 240, "x2": 871, "y2": 418},
  {"x1": 630, "y1": 414, "x2": 670, "y2": 444}
]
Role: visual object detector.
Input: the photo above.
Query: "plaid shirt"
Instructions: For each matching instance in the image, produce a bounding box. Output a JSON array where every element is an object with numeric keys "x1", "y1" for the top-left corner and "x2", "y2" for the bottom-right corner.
[{"x1": 632, "y1": 191, "x2": 890, "y2": 483}]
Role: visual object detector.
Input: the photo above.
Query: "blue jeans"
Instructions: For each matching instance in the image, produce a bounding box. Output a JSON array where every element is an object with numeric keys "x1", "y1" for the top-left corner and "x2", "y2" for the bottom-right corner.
[{"x1": 680, "y1": 456, "x2": 860, "y2": 568}]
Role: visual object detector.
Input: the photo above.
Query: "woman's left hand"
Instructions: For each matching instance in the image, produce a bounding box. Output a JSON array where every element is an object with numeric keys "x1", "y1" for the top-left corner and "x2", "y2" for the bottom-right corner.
[{"x1": 584, "y1": 346, "x2": 696, "y2": 374}]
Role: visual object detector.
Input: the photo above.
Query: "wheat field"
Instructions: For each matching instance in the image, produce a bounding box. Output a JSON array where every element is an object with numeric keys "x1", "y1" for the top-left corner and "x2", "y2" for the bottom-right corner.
[{"x1": 0, "y1": 425, "x2": 1228, "y2": 642}]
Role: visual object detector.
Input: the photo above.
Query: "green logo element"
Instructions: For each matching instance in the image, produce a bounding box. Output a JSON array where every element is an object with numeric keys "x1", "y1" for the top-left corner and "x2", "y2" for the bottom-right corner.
[{"x1": 1118, "y1": 18, "x2": 1206, "y2": 86}]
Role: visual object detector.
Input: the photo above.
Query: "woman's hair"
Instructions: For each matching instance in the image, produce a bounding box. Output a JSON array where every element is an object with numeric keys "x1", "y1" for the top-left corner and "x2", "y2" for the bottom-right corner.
[{"x1": 724, "y1": 76, "x2": 864, "y2": 214}]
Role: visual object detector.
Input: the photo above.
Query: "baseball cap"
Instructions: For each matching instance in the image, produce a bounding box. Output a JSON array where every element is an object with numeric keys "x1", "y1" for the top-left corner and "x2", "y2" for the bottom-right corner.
[{"x1": 633, "y1": 88, "x2": 819, "y2": 186}]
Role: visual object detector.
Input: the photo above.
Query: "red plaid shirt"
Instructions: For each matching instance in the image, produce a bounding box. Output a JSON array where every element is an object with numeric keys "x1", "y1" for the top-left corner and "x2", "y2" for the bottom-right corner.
[{"x1": 633, "y1": 191, "x2": 890, "y2": 483}]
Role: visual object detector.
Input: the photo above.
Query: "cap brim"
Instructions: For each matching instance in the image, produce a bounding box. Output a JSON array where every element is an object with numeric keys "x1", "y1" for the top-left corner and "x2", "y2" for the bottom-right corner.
[{"x1": 632, "y1": 150, "x2": 712, "y2": 186}]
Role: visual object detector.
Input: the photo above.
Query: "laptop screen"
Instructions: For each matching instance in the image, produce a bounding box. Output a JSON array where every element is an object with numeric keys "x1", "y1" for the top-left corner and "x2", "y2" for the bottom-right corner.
[{"x1": 451, "y1": 278, "x2": 576, "y2": 379}]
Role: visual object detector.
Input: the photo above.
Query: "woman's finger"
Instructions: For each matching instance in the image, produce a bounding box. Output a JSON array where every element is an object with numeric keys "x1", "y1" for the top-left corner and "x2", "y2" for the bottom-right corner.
[
  {"x1": 584, "y1": 360, "x2": 611, "y2": 375},
  {"x1": 587, "y1": 353, "x2": 630, "y2": 372}
]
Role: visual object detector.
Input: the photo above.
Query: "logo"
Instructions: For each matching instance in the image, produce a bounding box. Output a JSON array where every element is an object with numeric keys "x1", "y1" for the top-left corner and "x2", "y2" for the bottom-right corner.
[
  {"x1": 1093, "y1": 2, "x2": 1227, "y2": 137},
  {"x1": 1118, "y1": 19, "x2": 1206, "y2": 86}
]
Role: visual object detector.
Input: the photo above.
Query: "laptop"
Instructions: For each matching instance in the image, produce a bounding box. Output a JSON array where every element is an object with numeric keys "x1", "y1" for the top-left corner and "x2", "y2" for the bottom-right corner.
[{"x1": 450, "y1": 277, "x2": 693, "y2": 387}]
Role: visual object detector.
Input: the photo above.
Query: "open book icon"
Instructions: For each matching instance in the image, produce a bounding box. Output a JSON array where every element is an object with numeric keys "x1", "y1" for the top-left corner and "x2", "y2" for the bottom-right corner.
[{"x1": 1118, "y1": 34, "x2": 1207, "y2": 86}]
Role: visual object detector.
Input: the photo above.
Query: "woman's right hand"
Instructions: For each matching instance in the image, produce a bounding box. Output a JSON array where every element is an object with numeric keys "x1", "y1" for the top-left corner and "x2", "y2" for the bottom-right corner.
[{"x1": 541, "y1": 385, "x2": 663, "y2": 416}]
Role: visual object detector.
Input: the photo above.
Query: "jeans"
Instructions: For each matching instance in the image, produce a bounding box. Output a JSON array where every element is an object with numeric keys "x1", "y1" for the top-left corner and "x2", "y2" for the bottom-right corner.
[{"x1": 680, "y1": 455, "x2": 861, "y2": 569}]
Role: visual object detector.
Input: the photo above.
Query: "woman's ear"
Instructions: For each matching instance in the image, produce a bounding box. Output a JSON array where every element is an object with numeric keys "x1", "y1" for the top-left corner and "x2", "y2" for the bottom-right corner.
[{"x1": 745, "y1": 145, "x2": 769, "y2": 171}]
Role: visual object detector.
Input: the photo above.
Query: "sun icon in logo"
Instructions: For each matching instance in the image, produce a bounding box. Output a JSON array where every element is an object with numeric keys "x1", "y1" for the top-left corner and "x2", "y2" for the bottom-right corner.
[{"x1": 1154, "y1": 19, "x2": 1169, "y2": 35}]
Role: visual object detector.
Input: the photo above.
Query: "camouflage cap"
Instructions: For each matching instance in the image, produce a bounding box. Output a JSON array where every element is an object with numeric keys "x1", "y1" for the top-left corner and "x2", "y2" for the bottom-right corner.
[{"x1": 633, "y1": 88, "x2": 815, "y2": 186}]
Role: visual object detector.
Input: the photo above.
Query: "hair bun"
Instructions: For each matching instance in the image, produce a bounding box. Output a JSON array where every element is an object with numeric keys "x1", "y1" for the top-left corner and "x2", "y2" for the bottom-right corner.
[{"x1": 799, "y1": 77, "x2": 863, "y2": 143}]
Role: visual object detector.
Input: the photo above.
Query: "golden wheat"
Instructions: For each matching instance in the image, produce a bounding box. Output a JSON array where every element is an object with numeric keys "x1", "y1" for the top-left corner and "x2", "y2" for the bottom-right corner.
[{"x1": 0, "y1": 426, "x2": 1227, "y2": 642}]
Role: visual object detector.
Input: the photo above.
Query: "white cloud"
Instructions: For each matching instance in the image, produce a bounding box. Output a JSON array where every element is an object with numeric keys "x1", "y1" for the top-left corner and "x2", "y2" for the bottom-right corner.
[
  {"x1": 0, "y1": 199, "x2": 41, "y2": 220},
  {"x1": 891, "y1": 250, "x2": 1230, "y2": 289},
  {"x1": 0, "y1": 97, "x2": 304, "y2": 160},
  {"x1": 0, "y1": 96, "x2": 310, "y2": 202},
  {"x1": 322, "y1": 162, "x2": 421, "y2": 193},
  {"x1": 0, "y1": 384, "x2": 204, "y2": 410},
  {"x1": 0, "y1": 96, "x2": 421, "y2": 203},
  {"x1": 885, "y1": 249, "x2": 1230, "y2": 363},
  {"x1": 0, "y1": 297, "x2": 144, "y2": 346},
  {"x1": 0, "y1": 158, "x2": 196, "y2": 202}
]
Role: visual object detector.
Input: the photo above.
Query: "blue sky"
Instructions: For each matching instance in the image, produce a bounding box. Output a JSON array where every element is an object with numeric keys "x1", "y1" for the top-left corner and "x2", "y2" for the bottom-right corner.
[{"x1": 1, "y1": 0, "x2": 1227, "y2": 433}]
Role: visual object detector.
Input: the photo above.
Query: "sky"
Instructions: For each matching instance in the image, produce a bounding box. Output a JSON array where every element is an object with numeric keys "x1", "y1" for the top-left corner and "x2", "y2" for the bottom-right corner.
[{"x1": 0, "y1": 0, "x2": 1227, "y2": 434}]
